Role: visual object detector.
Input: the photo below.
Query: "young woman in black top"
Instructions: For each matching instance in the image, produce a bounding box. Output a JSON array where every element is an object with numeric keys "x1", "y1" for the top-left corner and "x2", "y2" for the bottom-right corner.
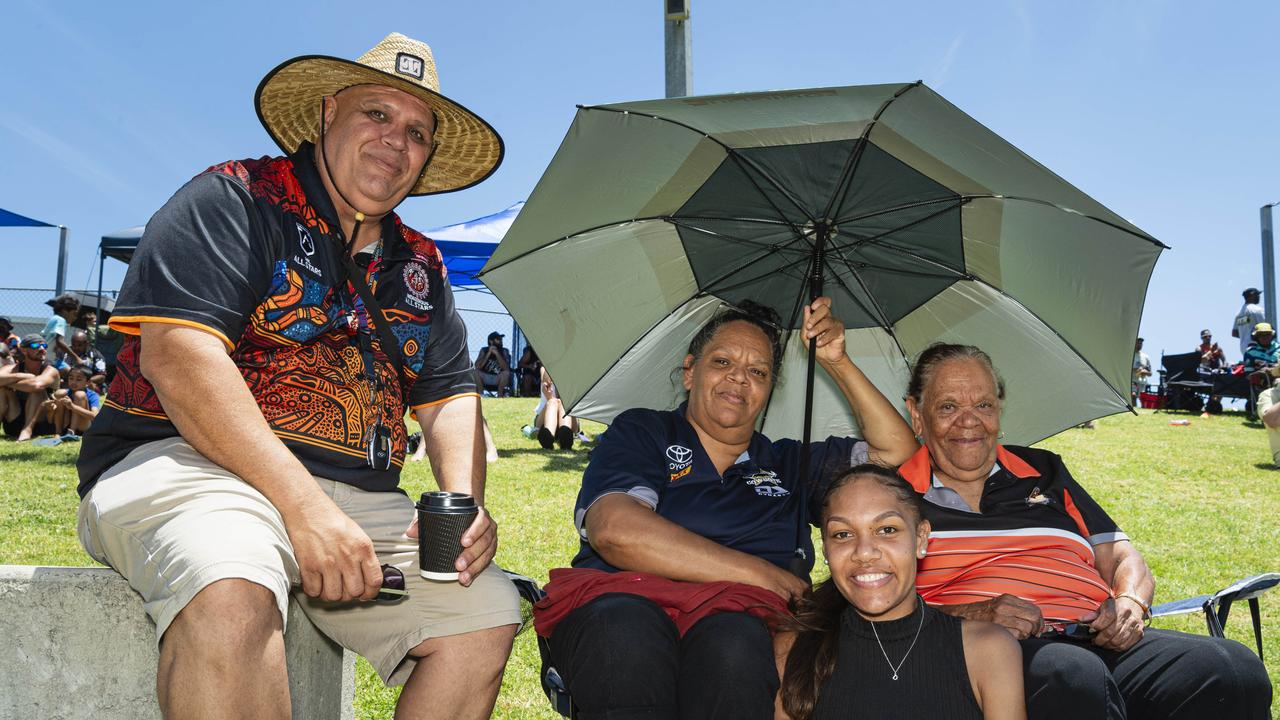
[{"x1": 775, "y1": 465, "x2": 1024, "y2": 720}]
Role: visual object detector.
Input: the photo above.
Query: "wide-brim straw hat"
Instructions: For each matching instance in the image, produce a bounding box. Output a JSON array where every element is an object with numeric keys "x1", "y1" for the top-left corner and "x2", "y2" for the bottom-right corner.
[{"x1": 255, "y1": 32, "x2": 503, "y2": 196}]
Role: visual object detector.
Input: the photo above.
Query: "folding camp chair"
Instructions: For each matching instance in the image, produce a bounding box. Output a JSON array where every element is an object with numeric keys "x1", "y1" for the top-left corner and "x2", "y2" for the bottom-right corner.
[
  {"x1": 1150, "y1": 572, "x2": 1279, "y2": 661},
  {"x1": 503, "y1": 570, "x2": 575, "y2": 718}
]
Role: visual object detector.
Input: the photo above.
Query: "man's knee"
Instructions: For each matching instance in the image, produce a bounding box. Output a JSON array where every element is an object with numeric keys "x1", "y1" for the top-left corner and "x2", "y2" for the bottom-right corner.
[
  {"x1": 164, "y1": 578, "x2": 282, "y2": 658},
  {"x1": 410, "y1": 623, "x2": 516, "y2": 662}
]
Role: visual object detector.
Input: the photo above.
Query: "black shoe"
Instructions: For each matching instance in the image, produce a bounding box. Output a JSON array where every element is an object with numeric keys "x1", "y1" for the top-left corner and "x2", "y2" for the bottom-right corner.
[
  {"x1": 406, "y1": 432, "x2": 422, "y2": 454},
  {"x1": 555, "y1": 426, "x2": 574, "y2": 451},
  {"x1": 538, "y1": 427, "x2": 555, "y2": 449}
]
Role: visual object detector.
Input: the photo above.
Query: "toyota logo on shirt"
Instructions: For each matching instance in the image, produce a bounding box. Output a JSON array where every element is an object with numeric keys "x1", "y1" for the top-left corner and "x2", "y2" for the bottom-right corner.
[{"x1": 666, "y1": 444, "x2": 692, "y2": 469}]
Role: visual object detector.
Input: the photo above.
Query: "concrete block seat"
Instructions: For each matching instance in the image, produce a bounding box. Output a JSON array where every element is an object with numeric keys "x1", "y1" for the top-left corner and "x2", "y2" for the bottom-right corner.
[{"x1": 0, "y1": 566, "x2": 354, "y2": 720}]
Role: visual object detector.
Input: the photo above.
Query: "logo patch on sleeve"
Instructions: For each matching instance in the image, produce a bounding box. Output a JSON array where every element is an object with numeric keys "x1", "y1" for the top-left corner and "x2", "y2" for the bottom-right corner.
[{"x1": 402, "y1": 261, "x2": 433, "y2": 311}]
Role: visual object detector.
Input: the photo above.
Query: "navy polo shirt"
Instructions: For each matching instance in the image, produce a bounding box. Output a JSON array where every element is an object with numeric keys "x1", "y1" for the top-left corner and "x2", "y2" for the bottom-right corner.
[{"x1": 570, "y1": 404, "x2": 868, "y2": 575}]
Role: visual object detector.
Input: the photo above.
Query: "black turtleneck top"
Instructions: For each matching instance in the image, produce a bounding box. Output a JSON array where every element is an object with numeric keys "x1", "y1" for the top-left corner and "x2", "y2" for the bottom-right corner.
[{"x1": 811, "y1": 599, "x2": 982, "y2": 720}]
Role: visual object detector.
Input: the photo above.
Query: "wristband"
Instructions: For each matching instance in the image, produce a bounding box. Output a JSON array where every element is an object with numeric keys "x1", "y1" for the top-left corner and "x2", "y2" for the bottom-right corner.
[{"x1": 1115, "y1": 591, "x2": 1151, "y2": 621}]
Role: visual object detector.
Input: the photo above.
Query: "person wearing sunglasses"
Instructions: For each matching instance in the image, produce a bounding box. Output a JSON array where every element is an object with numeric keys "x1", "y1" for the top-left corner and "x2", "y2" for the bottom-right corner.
[
  {"x1": 74, "y1": 33, "x2": 520, "y2": 720},
  {"x1": 0, "y1": 334, "x2": 61, "y2": 441}
]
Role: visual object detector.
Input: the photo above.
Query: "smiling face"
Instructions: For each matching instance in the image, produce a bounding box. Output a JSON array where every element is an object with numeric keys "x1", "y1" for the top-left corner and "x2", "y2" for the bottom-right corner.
[
  {"x1": 682, "y1": 320, "x2": 774, "y2": 441},
  {"x1": 907, "y1": 357, "x2": 1002, "y2": 486},
  {"x1": 823, "y1": 476, "x2": 930, "y2": 621},
  {"x1": 316, "y1": 84, "x2": 436, "y2": 219}
]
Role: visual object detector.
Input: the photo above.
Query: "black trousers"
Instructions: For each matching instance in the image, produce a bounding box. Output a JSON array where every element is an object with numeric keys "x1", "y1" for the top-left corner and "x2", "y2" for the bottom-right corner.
[
  {"x1": 1021, "y1": 628, "x2": 1272, "y2": 719},
  {"x1": 547, "y1": 593, "x2": 778, "y2": 720}
]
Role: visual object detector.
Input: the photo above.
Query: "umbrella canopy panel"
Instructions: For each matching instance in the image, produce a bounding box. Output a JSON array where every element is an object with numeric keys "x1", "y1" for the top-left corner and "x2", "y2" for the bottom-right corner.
[
  {"x1": 673, "y1": 138, "x2": 965, "y2": 331},
  {"x1": 483, "y1": 82, "x2": 1164, "y2": 446}
]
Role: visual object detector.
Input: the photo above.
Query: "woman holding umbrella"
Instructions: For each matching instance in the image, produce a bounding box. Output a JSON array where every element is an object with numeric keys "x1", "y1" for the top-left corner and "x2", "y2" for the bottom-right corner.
[
  {"x1": 899, "y1": 343, "x2": 1272, "y2": 719},
  {"x1": 533, "y1": 297, "x2": 917, "y2": 720}
]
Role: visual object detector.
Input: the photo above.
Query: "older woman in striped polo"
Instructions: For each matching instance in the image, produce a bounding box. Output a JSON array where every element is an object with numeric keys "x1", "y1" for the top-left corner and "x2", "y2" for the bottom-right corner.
[{"x1": 899, "y1": 343, "x2": 1271, "y2": 720}]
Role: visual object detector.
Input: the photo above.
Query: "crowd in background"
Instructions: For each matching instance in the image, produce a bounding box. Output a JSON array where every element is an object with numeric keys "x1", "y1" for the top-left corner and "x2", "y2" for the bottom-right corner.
[{"x1": 0, "y1": 293, "x2": 119, "y2": 442}]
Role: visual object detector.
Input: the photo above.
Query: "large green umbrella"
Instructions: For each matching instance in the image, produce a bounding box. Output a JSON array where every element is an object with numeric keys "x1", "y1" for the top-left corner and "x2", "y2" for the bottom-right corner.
[{"x1": 480, "y1": 82, "x2": 1164, "y2": 446}]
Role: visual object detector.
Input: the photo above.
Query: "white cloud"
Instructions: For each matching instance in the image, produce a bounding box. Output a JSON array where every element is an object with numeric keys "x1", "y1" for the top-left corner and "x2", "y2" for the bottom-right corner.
[{"x1": 929, "y1": 33, "x2": 966, "y2": 89}]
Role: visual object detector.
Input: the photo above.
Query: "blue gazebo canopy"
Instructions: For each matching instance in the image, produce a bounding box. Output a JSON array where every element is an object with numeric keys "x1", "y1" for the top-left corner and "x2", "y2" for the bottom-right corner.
[{"x1": 0, "y1": 207, "x2": 55, "y2": 228}]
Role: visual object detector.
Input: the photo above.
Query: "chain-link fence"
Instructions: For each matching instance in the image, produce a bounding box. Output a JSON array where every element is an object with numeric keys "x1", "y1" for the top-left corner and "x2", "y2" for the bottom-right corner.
[{"x1": 0, "y1": 288, "x2": 119, "y2": 338}]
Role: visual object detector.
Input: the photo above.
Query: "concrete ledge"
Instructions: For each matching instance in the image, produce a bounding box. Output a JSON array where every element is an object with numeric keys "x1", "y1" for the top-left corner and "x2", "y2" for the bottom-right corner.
[{"x1": 0, "y1": 566, "x2": 355, "y2": 720}]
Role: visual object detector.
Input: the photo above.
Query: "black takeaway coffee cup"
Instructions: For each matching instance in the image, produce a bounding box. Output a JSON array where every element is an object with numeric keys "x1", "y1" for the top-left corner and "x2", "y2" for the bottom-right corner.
[{"x1": 415, "y1": 492, "x2": 478, "y2": 581}]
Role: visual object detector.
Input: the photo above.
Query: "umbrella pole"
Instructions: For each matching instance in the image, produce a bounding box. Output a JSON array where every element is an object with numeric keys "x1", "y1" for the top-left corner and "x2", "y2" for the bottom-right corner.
[{"x1": 791, "y1": 223, "x2": 829, "y2": 577}]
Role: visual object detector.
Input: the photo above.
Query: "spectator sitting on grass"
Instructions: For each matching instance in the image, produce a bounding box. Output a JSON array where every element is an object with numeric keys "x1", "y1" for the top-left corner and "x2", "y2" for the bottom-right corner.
[
  {"x1": 0, "y1": 334, "x2": 61, "y2": 441},
  {"x1": 517, "y1": 344, "x2": 542, "y2": 397},
  {"x1": 1256, "y1": 366, "x2": 1280, "y2": 466},
  {"x1": 43, "y1": 364, "x2": 100, "y2": 438},
  {"x1": 76, "y1": 307, "x2": 123, "y2": 384},
  {"x1": 69, "y1": 329, "x2": 107, "y2": 387},
  {"x1": 0, "y1": 316, "x2": 18, "y2": 350},
  {"x1": 529, "y1": 366, "x2": 584, "y2": 450},
  {"x1": 42, "y1": 293, "x2": 82, "y2": 372},
  {"x1": 475, "y1": 331, "x2": 512, "y2": 397}
]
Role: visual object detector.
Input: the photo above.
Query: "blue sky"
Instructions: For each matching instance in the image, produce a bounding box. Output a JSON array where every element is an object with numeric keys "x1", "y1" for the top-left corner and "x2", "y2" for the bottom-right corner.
[{"x1": 3, "y1": 0, "x2": 1278, "y2": 365}]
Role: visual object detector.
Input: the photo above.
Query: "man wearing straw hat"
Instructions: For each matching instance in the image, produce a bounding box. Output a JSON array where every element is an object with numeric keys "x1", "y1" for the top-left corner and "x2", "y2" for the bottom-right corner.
[{"x1": 75, "y1": 34, "x2": 520, "y2": 719}]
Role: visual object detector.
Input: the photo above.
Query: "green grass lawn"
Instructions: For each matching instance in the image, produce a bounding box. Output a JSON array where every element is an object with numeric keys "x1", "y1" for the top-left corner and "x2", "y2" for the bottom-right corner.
[{"x1": 2, "y1": 403, "x2": 1277, "y2": 718}]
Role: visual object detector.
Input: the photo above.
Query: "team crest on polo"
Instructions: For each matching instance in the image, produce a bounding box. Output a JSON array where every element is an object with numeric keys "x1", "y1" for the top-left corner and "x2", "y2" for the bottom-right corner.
[
  {"x1": 402, "y1": 261, "x2": 432, "y2": 311},
  {"x1": 745, "y1": 469, "x2": 789, "y2": 497}
]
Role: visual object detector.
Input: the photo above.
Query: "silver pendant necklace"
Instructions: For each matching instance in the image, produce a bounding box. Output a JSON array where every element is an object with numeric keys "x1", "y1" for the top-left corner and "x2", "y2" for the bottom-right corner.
[{"x1": 868, "y1": 606, "x2": 925, "y2": 681}]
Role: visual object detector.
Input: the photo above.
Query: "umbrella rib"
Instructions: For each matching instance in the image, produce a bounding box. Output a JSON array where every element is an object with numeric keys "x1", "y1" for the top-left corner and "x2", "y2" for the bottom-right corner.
[
  {"x1": 825, "y1": 81, "x2": 924, "y2": 222},
  {"x1": 579, "y1": 104, "x2": 817, "y2": 227},
  {"x1": 834, "y1": 234, "x2": 972, "y2": 282},
  {"x1": 821, "y1": 244, "x2": 900, "y2": 334},
  {"x1": 483, "y1": 208, "x2": 803, "y2": 275},
  {"x1": 955, "y1": 194, "x2": 1167, "y2": 248},
  {"x1": 698, "y1": 257, "x2": 810, "y2": 299},
  {"x1": 691, "y1": 240, "x2": 798, "y2": 297},
  {"x1": 831, "y1": 197, "x2": 970, "y2": 256},
  {"x1": 833, "y1": 195, "x2": 964, "y2": 229},
  {"x1": 665, "y1": 218, "x2": 813, "y2": 257},
  {"x1": 959, "y1": 274, "x2": 1137, "y2": 414}
]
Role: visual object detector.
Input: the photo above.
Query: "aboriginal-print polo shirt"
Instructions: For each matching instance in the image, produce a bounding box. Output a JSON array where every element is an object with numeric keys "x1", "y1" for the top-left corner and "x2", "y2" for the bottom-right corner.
[
  {"x1": 570, "y1": 404, "x2": 869, "y2": 576},
  {"x1": 77, "y1": 144, "x2": 475, "y2": 497},
  {"x1": 899, "y1": 444, "x2": 1128, "y2": 622}
]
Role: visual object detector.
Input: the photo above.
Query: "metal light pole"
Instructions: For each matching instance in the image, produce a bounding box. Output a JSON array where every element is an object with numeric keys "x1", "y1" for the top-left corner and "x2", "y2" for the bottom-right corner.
[
  {"x1": 664, "y1": 0, "x2": 692, "y2": 98},
  {"x1": 1263, "y1": 203, "x2": 1279, "y2": 325},
  {"x1": 55, "y1": 225, "x2": 68, "y2": 295}
]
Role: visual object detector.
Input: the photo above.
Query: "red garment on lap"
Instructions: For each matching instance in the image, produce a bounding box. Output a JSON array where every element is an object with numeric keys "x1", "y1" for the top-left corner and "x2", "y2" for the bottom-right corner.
[{"x1": 532, "y1": 567, "x2": 790, "y2": 638}]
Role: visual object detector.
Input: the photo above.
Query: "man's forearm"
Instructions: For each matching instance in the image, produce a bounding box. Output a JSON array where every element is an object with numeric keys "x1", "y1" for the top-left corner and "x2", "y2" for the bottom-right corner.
[
  {"x1": 14, "y1": 372, "x2": 55, "y2": 392},
  {"x1": 416, "y1": 395, "x2": 486, "y2": 502},
  {"x1": 140, "y1": 324, "x2": 328, "y2": 518}
]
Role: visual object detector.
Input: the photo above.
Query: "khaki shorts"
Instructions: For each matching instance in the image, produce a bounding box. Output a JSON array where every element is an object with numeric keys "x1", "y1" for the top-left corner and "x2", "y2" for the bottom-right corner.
[{"x1": 78, "y1": 437, "x2": 521, "y2": 685}]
